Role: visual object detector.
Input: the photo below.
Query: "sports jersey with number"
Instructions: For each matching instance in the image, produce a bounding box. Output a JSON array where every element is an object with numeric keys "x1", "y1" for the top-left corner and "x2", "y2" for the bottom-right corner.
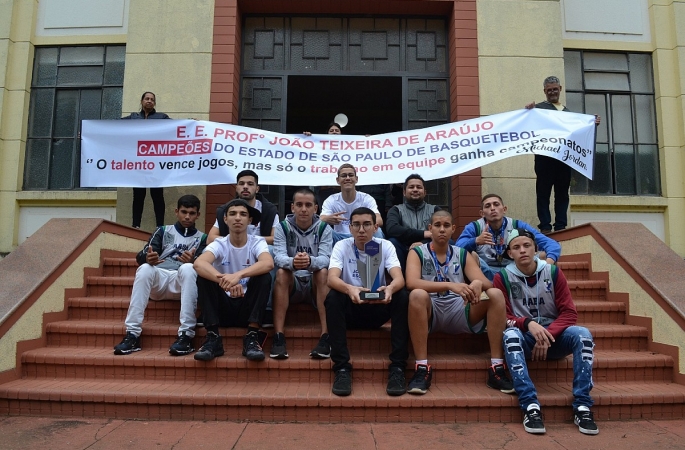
[
  {"x1": 321, "y1": 191, "x2": 380, "y2": 234},
  {"x1": 329, "y1": 237, "x2": 399, "y2": 287},
  {"x1": 205, "y1": 234, "x2": 269, "y2": 295}
]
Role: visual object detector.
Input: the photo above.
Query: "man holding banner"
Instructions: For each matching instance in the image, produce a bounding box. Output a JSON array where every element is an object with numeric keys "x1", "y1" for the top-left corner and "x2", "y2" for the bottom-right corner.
[
  {"x1": 325, "y1": 207, "x2": 409, "y2": 397},
  {"x1": 525, "y1": 76, "x2": 601, "y2": 233}
]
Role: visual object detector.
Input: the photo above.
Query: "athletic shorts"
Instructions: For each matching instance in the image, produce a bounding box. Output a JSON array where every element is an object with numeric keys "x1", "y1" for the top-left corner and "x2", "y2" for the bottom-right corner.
[
  {"x1": 429, "y1": 294, "x2": 486, "y2": 335},
  {"x1": 289, "y1": 270, "x2": 316, "y2": 307}
]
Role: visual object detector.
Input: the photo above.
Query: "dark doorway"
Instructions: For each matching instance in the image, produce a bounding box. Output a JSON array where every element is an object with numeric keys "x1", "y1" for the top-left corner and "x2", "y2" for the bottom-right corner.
[
  {"x1": 286, "y1": 75, "x2": 402, "y2": 136},
  {"x1": 268, "y1": 75, "x2": 403, "y2": 218}
]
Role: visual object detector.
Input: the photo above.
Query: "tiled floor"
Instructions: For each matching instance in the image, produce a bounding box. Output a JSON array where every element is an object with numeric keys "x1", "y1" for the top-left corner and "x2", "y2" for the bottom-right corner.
[{"x1": 1, "y1": 416, "x2": 684, "y2": 450}]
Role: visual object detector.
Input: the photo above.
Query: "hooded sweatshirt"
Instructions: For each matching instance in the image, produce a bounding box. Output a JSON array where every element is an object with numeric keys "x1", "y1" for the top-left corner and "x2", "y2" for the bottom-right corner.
[
  {"x1": 493, "y1": 259, "x2": 577, "y2": 339},
  {"x1": 273, "y1": 214, "x2": 332, "y2": 272}
]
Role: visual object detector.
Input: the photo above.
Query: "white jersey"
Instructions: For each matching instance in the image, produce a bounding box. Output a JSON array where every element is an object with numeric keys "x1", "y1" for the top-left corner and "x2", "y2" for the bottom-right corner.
[
  {"x1": 321, "y1": 191, "x2": 380, "y2": 234},
  {"x1": 329, "y1": 237, "x2": 400, "y2": 287},
  {"x1": 213, "y1": 199, "x2": 279, "y2": 236},
  {"x1": 205, "y1": 234, "x2": 269, "y2": 295}
]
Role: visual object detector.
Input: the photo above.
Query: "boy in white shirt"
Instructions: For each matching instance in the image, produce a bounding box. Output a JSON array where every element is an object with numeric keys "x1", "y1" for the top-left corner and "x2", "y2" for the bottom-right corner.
[
  {"x1": 325, "y1": 207, "x2": 409, "y2": 397},
  {"x1": 320, "y1": 164, "x2": 384, "y2": 243},
  {"x1": 193, "y1": 199, "x2": 274, "y2": 361}
]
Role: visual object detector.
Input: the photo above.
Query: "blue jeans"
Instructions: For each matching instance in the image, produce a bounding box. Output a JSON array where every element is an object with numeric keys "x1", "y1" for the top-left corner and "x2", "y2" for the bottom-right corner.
[
  {"x1": 503, "y1": 325, "x2": 594, "y2": 411},
  {"x1": 332, "y1": 228, "x2": 384, "y2": 245}
]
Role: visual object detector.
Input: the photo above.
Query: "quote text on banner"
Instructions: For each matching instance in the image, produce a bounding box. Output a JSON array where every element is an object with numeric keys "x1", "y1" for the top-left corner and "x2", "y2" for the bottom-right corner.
[{"x1": 80, "y1": 108, "x2": 596, "y2": 188}]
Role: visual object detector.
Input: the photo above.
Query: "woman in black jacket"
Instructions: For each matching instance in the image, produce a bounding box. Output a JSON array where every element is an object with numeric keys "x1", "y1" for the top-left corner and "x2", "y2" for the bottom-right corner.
[{"x1": 122, "y1": 92, "x2": 170, "y2": 228}]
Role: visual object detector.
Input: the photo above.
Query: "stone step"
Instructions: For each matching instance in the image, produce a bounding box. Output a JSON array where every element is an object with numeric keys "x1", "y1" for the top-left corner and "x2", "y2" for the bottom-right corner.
[
  {"x1": 66, "y1": 296, "x2": 627, "y2": 326},
  {"x1": 21, "y1": 347, "x2": 674, "y2": 384},
  {"x1": 45, "y1": 320, "x2": 648, "y2": 353},
  {"x1": 66, "y1": 297, "x2": 319, "y2": 326},
  {"x1": 574, "y1": 300, "x2": 626, "y2": 324},
  {"x1": 1, "y1": 378, "x2": 683, "y2": 423},
  {"x1": 556, "y1": 261, "x2": 590, "y2": 280},
  {"x1": 101, "y1": 257, "x2": 139, "y2": 277}
]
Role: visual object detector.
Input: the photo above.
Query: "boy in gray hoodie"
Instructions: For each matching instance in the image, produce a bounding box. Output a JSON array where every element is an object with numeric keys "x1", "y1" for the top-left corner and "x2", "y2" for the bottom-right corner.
[{"x1": 270, "y1": 188, "x2": 333, "y2": 359}]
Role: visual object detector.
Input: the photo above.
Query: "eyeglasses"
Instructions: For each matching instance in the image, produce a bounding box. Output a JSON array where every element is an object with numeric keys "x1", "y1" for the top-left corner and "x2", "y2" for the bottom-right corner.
[
  {"x1": 350, "y1": 222, "x2": 374, "y2": 230},
  {"x1": 338, "y1": 173, "x2": 356, "y2": 178}
]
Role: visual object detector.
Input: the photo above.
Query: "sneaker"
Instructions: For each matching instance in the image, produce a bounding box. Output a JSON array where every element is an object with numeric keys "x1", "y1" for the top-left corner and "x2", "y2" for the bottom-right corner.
[
  {"x1": 540, "y1": 228, "x2": 552, "y2": 235},
  {"x1": 309, "y1": 333, "x2": 331, "y2": 359},
  {"x1": 168, "y1": 332, "x2": 194, "y2": 356},
  {"x1": 523, "y1": 404, "x2": 546, "y2": 434},
  {"x1": 407, "y1": 364, "x2": 432, "y2": 395},
  {"x1": 113, "y1": 332, "x2": 141, "y2": 355},
  {"x1": 332, "y1": 369, "x2": 352, "y2": 396},
  {"x1": 386, "y1": 367, "x2": 407, "y2": 396},
  {"x1": 574, "y1": 406, "x2": 599, "y2": 435},
  {"x1": 193, "y1": 331, "x2": 224, "y2": 361},
  {"x1": 269, "y1": 332, "x2": 289, "y2": 359},
  {"x1": 243, "y1": 331, "x2": 265, "y2": 361},
  {"x1": 486, "y1": 363, "x2": 515, "y2": 394},
  {"x1": 262, "y1": 309, "x2": 274, "y2": 328}
]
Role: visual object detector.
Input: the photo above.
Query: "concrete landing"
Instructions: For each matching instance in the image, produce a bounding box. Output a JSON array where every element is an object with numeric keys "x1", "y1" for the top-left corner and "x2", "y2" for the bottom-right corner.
[{"x1": 1, "y1": 416, "x2": 684, "y2": 449}]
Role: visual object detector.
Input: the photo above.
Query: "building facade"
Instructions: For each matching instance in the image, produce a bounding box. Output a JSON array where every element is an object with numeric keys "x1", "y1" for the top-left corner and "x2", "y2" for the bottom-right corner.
[{"x1": 1, "y1": 0, "x2": 683, "y2": 255}]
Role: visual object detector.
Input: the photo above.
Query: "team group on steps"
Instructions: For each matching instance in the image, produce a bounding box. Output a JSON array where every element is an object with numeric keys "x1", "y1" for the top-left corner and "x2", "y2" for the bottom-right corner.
[{"x1": 113, "y1": 164, "x2": 598, "y2": 437}]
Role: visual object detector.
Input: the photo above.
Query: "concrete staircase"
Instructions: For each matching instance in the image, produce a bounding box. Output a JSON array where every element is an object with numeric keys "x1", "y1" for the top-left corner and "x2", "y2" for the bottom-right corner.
[{"x1": 1, "y1": 252, "x2": 684, "y2": 423}]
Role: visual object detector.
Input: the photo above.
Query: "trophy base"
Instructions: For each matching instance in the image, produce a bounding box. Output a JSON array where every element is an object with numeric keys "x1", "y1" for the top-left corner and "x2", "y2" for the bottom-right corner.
[{"x1": 360, "y1": 291, "x2": 385, "y2": 301}]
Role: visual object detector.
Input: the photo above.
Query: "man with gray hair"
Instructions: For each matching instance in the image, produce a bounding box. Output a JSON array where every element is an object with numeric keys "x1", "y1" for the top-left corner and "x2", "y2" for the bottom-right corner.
[{"x1": 525, "y1": 76, "x2": 600, "y2": 234}]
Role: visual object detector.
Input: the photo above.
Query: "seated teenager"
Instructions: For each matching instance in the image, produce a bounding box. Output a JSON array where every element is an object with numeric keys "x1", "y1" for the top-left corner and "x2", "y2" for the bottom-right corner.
[
  {"x1": 457, "y1": 194, "x2": 561, "y2": 281},
  {"x1": 270, "y1": 188, "x2": 333, "y2": 359},
  {"x1": 325, "y1": 207, "x2": 409, "y2": 397},
  {"x1": 114, "y1": 195, "x2": 206, "y2": 356},
  {"x1": 405, "y1": 210, "x2": 514, "y2": 395},
  {"x1": 193, "y1": 199, "x2": 274, "y2": 362},
  {"x1": 495, "y1": 228, "x2": 598, "y2": 436}
]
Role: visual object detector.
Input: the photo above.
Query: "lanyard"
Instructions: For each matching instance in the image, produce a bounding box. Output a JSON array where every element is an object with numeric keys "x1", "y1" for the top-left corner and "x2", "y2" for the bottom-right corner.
[
  {"x1": 488, "y1": 217, "x2": 508, "y2": 261},
  {"x1": 429, "y1": 243, "x2": 452, "y2": 283}
]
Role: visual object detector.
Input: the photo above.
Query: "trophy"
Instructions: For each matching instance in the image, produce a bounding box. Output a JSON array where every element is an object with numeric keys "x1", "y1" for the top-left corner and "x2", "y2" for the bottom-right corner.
[{"x1": 358, "y1": 240, "x2": 384, "y2": 301}]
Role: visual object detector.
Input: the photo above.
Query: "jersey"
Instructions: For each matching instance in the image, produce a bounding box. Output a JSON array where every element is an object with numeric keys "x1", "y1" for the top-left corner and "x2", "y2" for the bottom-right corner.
[
  {"x1": 499, "y1": 264, "x2": 559, "y2": 326},
  {"x1": 204, "y1": 234, "x2": 269, "y2": 296},
  {"x1": 413, "y1": 243, "x2": 484, "y2": 334},
  {"x1": 329, "y1": 237, "x2": 400, "y2": 287},
  {"x1": 321, "y1": 191, "x2": 380, "y2": 234},
  {"x1": 471, "y1": 217, "x2": 518, "y2": 268},
  {"x1": 137, "y1": 223, "x2": 206, "y2": 271}
]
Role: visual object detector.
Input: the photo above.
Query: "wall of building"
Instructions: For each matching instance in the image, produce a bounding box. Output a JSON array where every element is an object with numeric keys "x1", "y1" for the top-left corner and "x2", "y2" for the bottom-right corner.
[{"x1": 1, "y1": 0, "x2": 684, "y2": 256}]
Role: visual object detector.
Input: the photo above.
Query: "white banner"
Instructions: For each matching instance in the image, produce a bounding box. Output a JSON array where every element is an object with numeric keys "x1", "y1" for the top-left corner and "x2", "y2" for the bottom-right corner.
[{"x1": 80, "y1": 108, "x2": 596, "y2": 187}]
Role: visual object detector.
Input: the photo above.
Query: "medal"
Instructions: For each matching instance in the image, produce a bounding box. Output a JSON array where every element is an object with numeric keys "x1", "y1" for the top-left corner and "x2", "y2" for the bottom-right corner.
[{"x1": 429, "y1": 243, "x2": 452, "y2": 297}]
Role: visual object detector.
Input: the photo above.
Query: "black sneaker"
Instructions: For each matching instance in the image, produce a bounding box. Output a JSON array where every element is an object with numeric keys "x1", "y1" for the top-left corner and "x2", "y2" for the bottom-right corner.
[
  {"x1": 113, "y1": 332, "x2": 141, "y2": 355},
  {"x1": 269, "y1": 332, "x2": 289, "y2": 359},
  {"x1": 486, "y1": 363, "x2": 515, "y2": 394},
  {"x1": 574, "y1": 406, "x2": 599, "y2": 435},
  {"x1": 407, "y1": 364, "x2": 432, "y2": 395},
  {"x1": 386, "y1": 367, "x2": 407, "y2": 396},
  {"x1": 332, "y1": 369, "x2": 352, "y2": 396},
  {"x1": 193, "y1": 331, "x2": 224, "y2": 361},
  {"x1": 168, "y1": 331, "x2": 194, "y2": 356},
  {"x1": 243, "y1": 331, "x2": 265, "y2": 361},
  {"x1": 309, "y1": 333, "x2": 331, "y2": 359},
  {"x1": 523, "y1": 404, "x2": 546, "y2": 434}
]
